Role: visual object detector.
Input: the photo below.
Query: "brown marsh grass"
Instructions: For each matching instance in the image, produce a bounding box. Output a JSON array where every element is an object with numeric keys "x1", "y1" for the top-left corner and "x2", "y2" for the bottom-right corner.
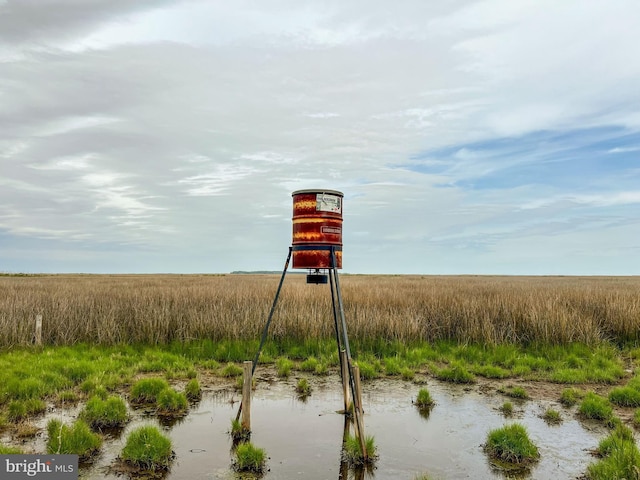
[{"x1": 0, "y1": 274, "x2": 638, "y2": 348}]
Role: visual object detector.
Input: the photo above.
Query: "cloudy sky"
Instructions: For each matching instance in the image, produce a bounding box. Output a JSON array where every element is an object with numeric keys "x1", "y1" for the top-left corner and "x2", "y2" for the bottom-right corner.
[{"x1": 1, "y1": 0, "x2": 639, "y2": 275}]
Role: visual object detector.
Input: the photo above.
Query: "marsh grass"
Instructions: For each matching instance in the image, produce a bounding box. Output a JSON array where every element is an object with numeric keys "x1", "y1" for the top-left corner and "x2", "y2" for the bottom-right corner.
[
  {"x1": 300, "y1": 357, "x2": 318, "y2": 372},
  {"x1": 15, "y1": 422, "x2": 39, "y2": 438},
  {"x1": 413, "y1": 475, "x2": 435, "y2": 480},
  {"x1": 588, "y1": 424, "x2": 640, "y2": 479},
  {"x1": 230, "y1": 418, "x2": 251, "y2": 442},
  {"x1": 473, "y1": 365, "x2": 511, "y2": 379},
  {"x1": 2, "y1": 275, "x2": 639, "y2": 348},
  {"x1": 156, "y1": 388, "x2": 188, "y2": 416},
  {"x1": 543, "y1": 408, "x2": 562, "y2": 425},
  {"x1": 0, "y1": 443, "x2": 23, "y2": 454},
  {"x1": 500, "y1": 386, "x2": 529, "y2": 400},
  {"x1": 46, "y1": 419, "x2": 101, "y2": 460},
  {"x1": 7, "y1": 398, "x2": 46, "y2": 422},
  {"x1": 185, "y1": 379, "x2": 202, "y2": 401},
  {"x1": 500, "y1": 402, "x2": 514, "y2": 417},
  {"x1": 560, "y1": 388, "x2": 584, "y2": 407},
  {"x1": 435, "y1": 364, "x2": 475, "y2": 384},
  {"x1": 233, "y1": 442, "x2": 267, "y2": 473},
  {"x1": 80, "y1": 395, "x2": 128, "y2": 429},
  {"x1": 484, "y1": 423, "x2": 539, "y2": 466},
  {"x1": 342, "y1": 434, "x2": 378, "y2": 467},
  {"x1": 579, "y1": 393, "x2": 614, "y2": 422},
  {"x1": 356, "y1": 360, "x2": 382, "y2": 380},
  {"x1": 314, "y1": 361, "x2": 329, "y2": 376},
  {"x1": 401, "y1": 367, "x2": 415, "y2": 380},
  {"x1": 220, "y1": 363, "x2": 243, "y2": 378},
  {"x1": 415, "y1": 388, "x2": 435, "y2": 409},
  {"x1": 121, "y1": 425, "x2": 174, "y2": 471},
  {"x1": 55, "y1": 390, "x2": 79, "y2": 405},
  {"x1": 634, "y1": 409, "x2": 640, "y2": 429},
  {"x1": 296, "y1": 378, "x2": 311, "y2": 396},
  {"x1": 384, "y1": 358, "x2": 403, "y2": 376},
  {"x1": 129, "y1": 378, "x2": 170, "y2": 405},
  {"x1": 276, "y1": 357, "x2": 293, "y2": 378},
  {"x1": 608, "y1": 383, "x2": 640, "y2": 407}
]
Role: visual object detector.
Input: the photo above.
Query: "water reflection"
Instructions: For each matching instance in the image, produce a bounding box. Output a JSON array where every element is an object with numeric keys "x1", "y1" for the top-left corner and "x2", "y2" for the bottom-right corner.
[{"x1": 338, "y1": 416, "x2": 376, "y2": 480}]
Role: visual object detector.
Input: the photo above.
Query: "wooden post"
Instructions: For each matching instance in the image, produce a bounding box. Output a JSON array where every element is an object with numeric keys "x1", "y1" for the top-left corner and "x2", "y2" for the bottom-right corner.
[
  {"x1": 351, "y1": 364, "x2": 367, "y2": 460},
  {"x1": 241, "y1": 361, "x2": 252, "y2": 432},
  {"x1": 340, "y1": 350, "x2": 352, "y2": 414},
  {"x1": 35, "y1": 315, "x2": 42, "y2": 346},
  {"x1": 339, "y1": 415, "x2": 350, "y2": 478}
]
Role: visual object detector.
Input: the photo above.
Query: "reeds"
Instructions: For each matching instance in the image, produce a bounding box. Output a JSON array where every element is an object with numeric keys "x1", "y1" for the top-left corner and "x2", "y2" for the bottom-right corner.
[{"x1": 1, "y1": 274, "x2": 639, "y2": 348}]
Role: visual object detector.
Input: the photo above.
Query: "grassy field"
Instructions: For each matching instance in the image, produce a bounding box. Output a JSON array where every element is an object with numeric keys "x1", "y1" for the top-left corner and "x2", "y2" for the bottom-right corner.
[
  {"x1": 1, "y1": 274, "x2": 639, "y2": 348},
  {"x1": 2, "y1": 273, "x2": 639, "y2": 478}
]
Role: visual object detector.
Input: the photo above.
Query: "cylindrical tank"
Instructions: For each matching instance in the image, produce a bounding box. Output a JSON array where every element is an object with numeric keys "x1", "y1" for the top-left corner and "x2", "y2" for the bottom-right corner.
[{"x1": 292, "y1": 189, "x2": 343, "y2": 269}]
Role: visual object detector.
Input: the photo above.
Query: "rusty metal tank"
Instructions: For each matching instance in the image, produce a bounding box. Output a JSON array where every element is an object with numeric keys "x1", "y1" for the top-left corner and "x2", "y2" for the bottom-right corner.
[{"x1": 291, "y1": 189, "x2": 343, "y2": 269}]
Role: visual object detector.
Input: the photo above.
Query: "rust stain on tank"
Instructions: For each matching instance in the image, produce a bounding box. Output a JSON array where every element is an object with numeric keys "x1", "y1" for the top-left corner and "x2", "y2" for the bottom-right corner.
[{"x1": 291, "y1": 189, "x2": 343, "y2": 269}]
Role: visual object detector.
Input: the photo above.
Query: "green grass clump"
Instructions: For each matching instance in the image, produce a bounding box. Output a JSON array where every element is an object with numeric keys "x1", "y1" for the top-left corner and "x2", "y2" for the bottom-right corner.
[
  {"x1": 588, "y1": 424, "x2": 640, "y2": 479},
  {"x1": 156, "y1": 388, "x2": 188, "y2": 416},
  {"x1": 384, "y1": 358, "x2": 403, "y2": 376},
  {"x1": 233, "y1": 442, "x2": 267, "y2": 473},
  {"x1": 473, "y1": 365, "x2": 511, "y2": 379},
  {"x1": 220, "y1": 363, "x2": 243, "y2": 378},
  {"x1": 413, "y1": 475, "x2": 435, "y2": 480},
  {"x1": 500, "y1": 402, "x2": 514, "y2": 417},
  {"x1": 357, "y1": 361, "x2": 381, "y2": 380},
  {"x1": 633, "y1": 409, "x2": 640, "y2": 429},
  {"x1": 597, "y1": 424, "x2": 634, "y2": 457},
  {"x1": 543, "y1": 408, "x2": 562, "y2": 424},
  {"x1": 276, "y1": 357, "x2": 293, "y2": 378},
  {"x1": 56, "y1": 390, "x2": 79, "y2": 404},
  {"x1": 314, "y1": 361, "x2": 329, "y2": 376},
  {"x1": 401, "y1": 367, "x2": 415, "y2": 381},
  {"x1": 8, "y1": 399, "x2": 47, "y2": 422},
  {"x1": 121, "y1": 425, "x2": 174, "y2": 471},
  {"x1": 46, "y1": 419, "x2": 102, "y2": 460},
  {"x1": 560, "y1": 388, "x2": 583, "y2": 407},
  {"x1": 130, "y1": 378, "x2": 170, "y2": 404},
  {"x1": 579, "y1": 392, "x2": 613, "y2": 422},
  {"x1": 296, "y1": 378, "x2": 311, "y2": 396},
  {"x1": 4, "y1": 378, "x2": 46, "y2": 400},
  {"x1": 300, "y1": 357, "x2": 318, "y2": 372},
  {"x1": 0, "y1": 444, "x2": 23, "y2": 454},
  {"x1": 484, "y1": 423, "x2": 539, "y2": 465},
  {"x1": 415, "y1": 388, "x2": 435, "y2": 409},
  {"x1": 608, "y1": 386, "x2": 640, "y2": 407},
  {"x1": 230, "y1": 418, "x2": 251, "y2": 442},
  {"x1": 501, "y1": 386, "x2": 529, "y2": 399},
  {"x1": 7, "y1": 401, "x2": 27, "y2": 422},
  {"x1": 80, "y1": 395, "x2": 128, "y2": 429},
  {"x1": 435, "y1": 364, "x2": 475, "y2": 384},
  {"x1": 342, "y1": 434, "x2": 378, "y2": 467},
  {"x1": 185, "y1": 379, "x2": 202, "y2": 401}
]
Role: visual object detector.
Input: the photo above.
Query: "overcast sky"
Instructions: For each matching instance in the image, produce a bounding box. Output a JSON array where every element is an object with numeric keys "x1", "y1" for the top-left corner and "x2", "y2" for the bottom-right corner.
[{"x1": 1, "y1": 0, "x2": 639, "y2": 275}]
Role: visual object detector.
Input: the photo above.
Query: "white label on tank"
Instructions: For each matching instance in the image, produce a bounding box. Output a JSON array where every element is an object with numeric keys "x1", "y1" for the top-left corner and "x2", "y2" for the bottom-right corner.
[{"x1": 316, "y1": 193, "x2": 342, "y2": 213}]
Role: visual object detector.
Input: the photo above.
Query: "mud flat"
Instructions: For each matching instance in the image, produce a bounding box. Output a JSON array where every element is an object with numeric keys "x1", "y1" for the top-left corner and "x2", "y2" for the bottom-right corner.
[{"x1": 4, "y1": 374, "x2": 609, "y2": 479}]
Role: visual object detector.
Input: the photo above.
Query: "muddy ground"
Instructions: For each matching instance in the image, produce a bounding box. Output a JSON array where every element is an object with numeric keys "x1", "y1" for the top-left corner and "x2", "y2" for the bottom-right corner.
[{"x1": 2, "y1": 370, "x2": 631, "y2": 479}]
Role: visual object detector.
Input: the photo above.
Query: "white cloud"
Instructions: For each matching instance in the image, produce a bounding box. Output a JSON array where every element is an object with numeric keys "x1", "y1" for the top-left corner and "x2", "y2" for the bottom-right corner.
[{"x1": 1, "y1": 0, "x2": 639, "y2": 273}]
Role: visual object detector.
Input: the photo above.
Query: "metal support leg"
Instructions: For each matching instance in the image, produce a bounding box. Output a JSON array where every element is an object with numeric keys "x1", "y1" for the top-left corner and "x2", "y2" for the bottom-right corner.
[
  {"x1": 330, "y1": 247, "x2": 367, "y2": 459},
  {"x1": 329, "y1": 260, "x2": 345, "y2": 388},
  {"x1": 235, "y1": 247, "x2": 292, "y2": 421}
]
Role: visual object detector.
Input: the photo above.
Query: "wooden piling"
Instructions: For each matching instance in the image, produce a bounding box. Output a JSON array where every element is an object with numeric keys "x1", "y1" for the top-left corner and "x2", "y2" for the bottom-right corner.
[
  {"x1": 35, "y1": 315, "x2": 42, "y2": 346},
  {"x1": 351, "y1": 364, "x2": 367, "y2": 460},
  {"x1": 340, "y1": 350, "x2": 352, "y2": 414},
  {"x1": 241, "y1": 361, "x2": 252, "y2": 432}
]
